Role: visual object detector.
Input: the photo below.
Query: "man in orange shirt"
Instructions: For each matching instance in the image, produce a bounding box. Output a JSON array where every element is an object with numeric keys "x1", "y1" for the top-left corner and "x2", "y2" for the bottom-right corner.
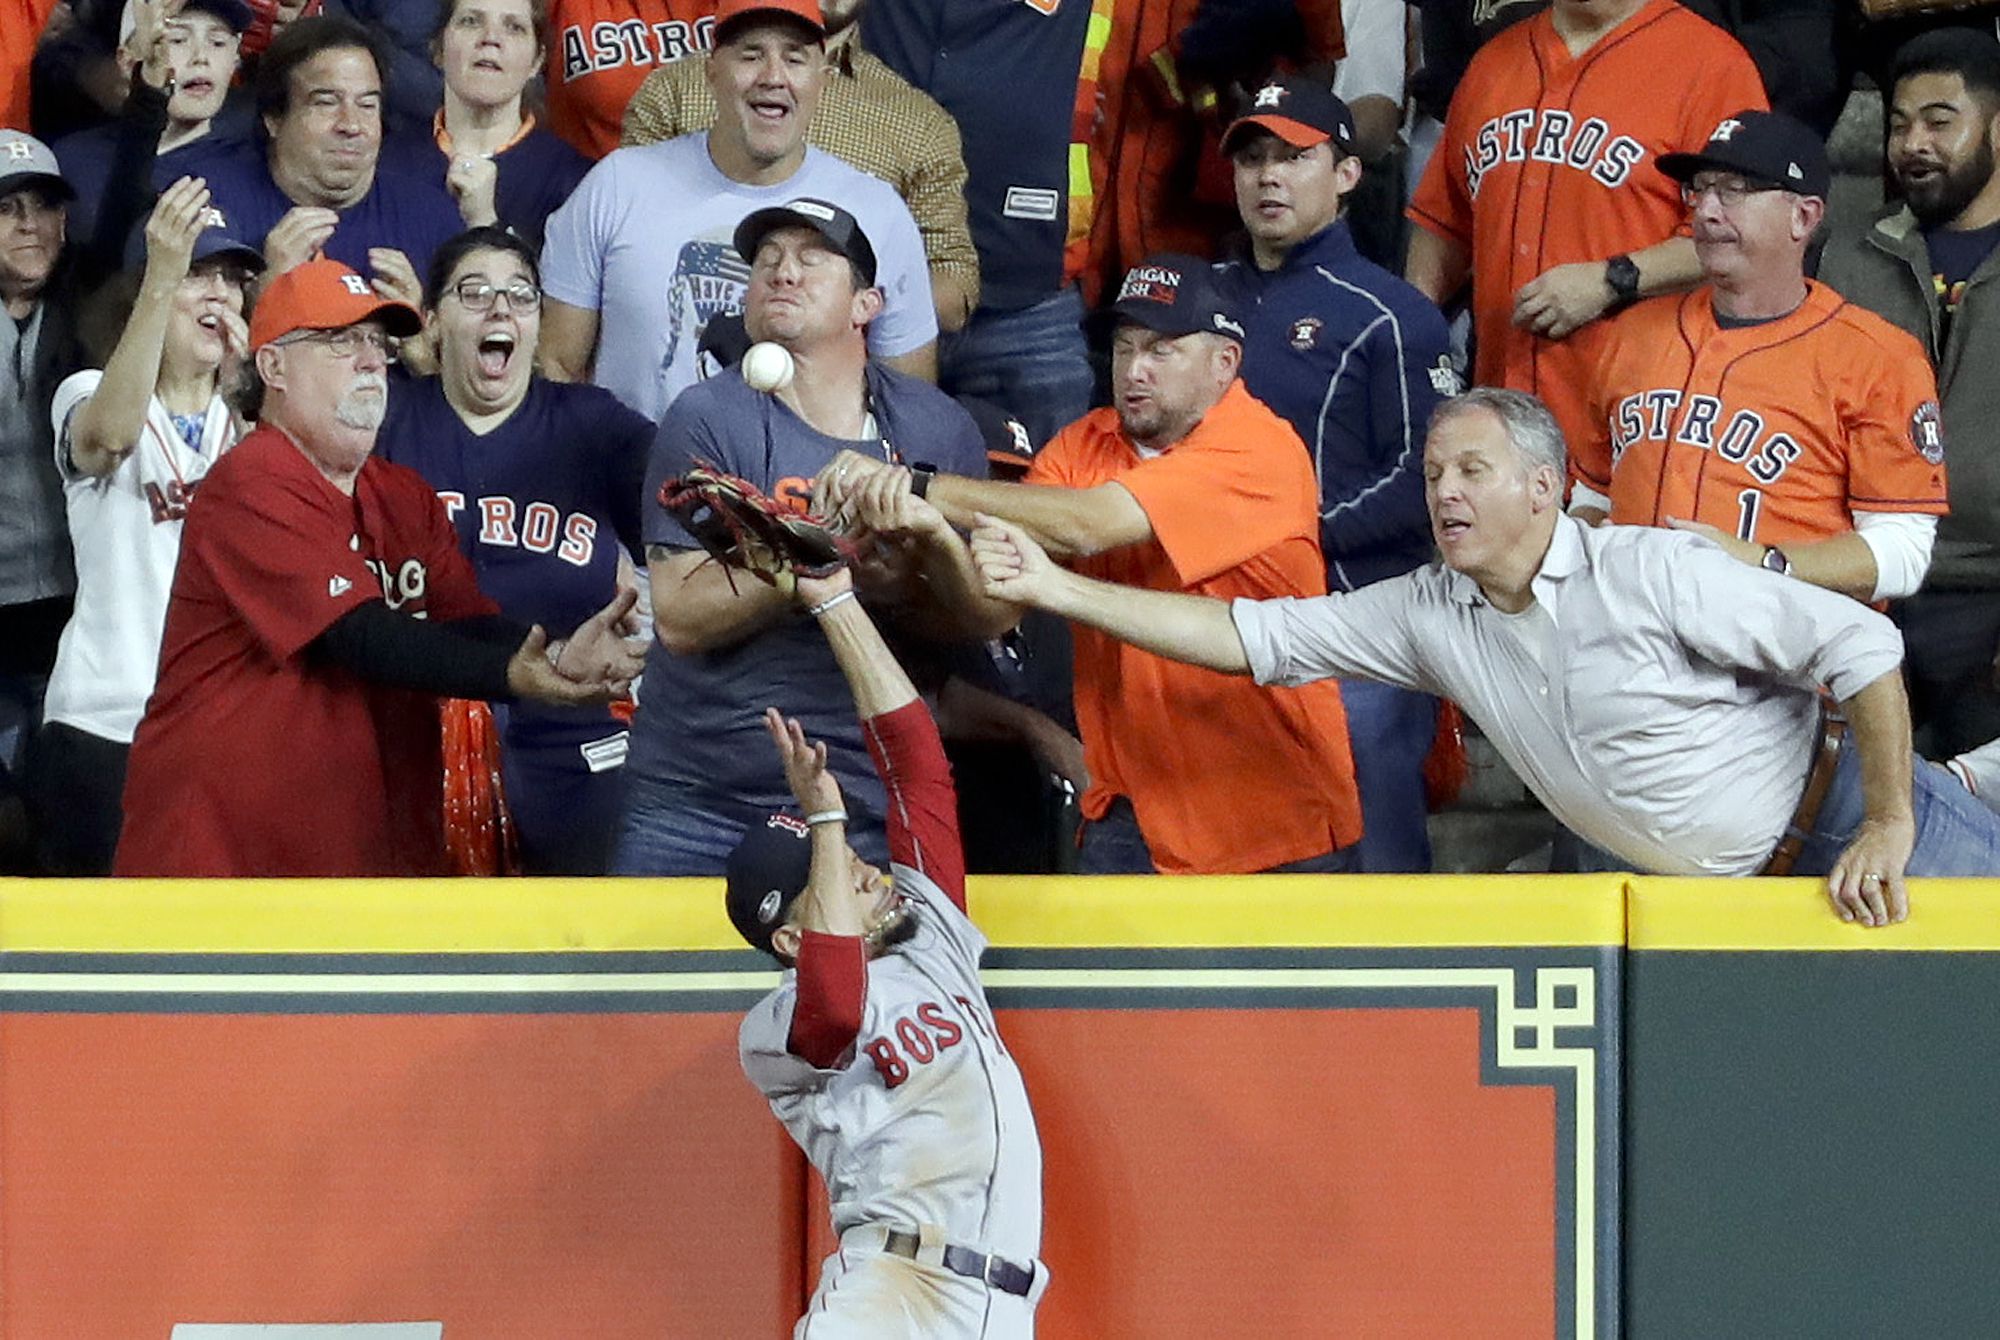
[
  {"x1": 1405, "y1": 0, "x2": 1767, "y2": 476},
  {"x1": 816, "y1": 254, "x2": 1361, "y2": 875},
  {"x1": 1574, "y1": 111, "x2": 1947, "y2": 604}
]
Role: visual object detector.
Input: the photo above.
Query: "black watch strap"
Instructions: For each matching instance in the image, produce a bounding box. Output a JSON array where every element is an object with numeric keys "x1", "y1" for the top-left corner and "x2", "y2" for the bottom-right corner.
[
  {"x1": 1605, "y1": 254, "x2": 1641, "y2": 311},
  {"x1": 909, "y1": 462, "x2": 937, "y2": 499}
]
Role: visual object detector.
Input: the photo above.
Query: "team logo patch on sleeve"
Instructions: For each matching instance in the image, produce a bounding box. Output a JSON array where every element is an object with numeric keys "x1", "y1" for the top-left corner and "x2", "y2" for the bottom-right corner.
[
  {"x1": 1910, "y1": 400, "x2": 1946, "y2": 464},
  {"x1": 1288, "y1": 317, "x2": 1322, "y2": 350},
  {"x1": 1428, "y1": 354, "x2": 1464, "y2": 397}
]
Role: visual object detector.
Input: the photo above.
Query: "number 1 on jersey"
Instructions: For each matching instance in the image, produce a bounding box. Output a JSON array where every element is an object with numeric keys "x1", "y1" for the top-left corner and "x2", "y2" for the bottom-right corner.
[{"x1": 1736, "y1": 488, "x2": 1762, "y2": 542}]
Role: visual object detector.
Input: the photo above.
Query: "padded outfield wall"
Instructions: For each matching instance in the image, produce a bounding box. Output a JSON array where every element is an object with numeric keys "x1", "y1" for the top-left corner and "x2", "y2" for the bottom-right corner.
[{"x1": 0, "y1": 875, "x2": 1990, "y2": 1338}]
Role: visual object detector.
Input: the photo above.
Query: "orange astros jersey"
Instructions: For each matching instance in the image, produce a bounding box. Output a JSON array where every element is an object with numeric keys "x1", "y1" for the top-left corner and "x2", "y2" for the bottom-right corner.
[
  {"x1": 1583, "y1": 282, "x2": 1948, "y2": 545},
  {"x1": 1408, "y1": 0, "x2": 1766, "y2": 472},
  {"x1": 548, "y1": 0, "x2": 718, "y2": 158}
]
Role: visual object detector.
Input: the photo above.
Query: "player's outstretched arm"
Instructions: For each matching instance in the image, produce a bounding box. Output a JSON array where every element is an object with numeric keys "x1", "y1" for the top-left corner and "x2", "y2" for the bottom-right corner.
[
  {"x1": 796, "y1": 565, "x2": 918, "y2": 722},
  {"x1": 969, "y1": 514, "x2": 1253, "y2": 675},
  {"x1": 764, "y1": 706, "x2": 866, "y2": 940}
]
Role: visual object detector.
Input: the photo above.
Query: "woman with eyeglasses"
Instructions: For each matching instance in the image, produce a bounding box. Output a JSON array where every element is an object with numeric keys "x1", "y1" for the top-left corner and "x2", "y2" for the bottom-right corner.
[
  {"x1": 429, "y1": 0, "x2": 590, "y2": 250},
  {"x1": 27, "y1": 176, "x2": 261, "y2": 875},
  {"x1": 377, "y1": 225, "x2": 651, "y2": 874}
]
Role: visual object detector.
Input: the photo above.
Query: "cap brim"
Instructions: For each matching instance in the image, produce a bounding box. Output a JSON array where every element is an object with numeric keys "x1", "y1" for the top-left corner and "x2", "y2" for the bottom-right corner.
[
  {"x1": 0, "y1": 171, "x2": 75, "y2": 203},
  {"x1": 715, "y1": 8, "x2": 825, "y2": 44},
  {"x1": 192, "y1": 239, "x2": 265, "y2": 273},
  {"x1": 1087, "y1": 302, "x2": 1205, "y2": 339},
  {"x1": 733, "y1": 206, "x2": 876, "y2": 286},
  {"x1": 1222, "y1": 114, "x2": 1330, "y2": 154}
]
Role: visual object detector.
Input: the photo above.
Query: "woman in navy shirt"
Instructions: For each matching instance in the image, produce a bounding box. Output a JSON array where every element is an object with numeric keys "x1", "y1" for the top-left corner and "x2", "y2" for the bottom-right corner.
[
  {"x1": 380, "y1": 225, "x2": 650, "y2": 873},
  {"x1": 429, "y1": 0, "x2": 590, "y2": 248}
]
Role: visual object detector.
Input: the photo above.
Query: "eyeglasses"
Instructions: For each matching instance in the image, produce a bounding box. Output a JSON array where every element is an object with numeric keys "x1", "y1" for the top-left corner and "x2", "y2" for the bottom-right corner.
[
  {"x1": 450, "y1": 277, "x2": 540, "y2": 312},
  {"x1": 278, "y1": 327, "x2": 392, "y2": 359},
  {"x1": 1681, "y1": 176, "x2": 1785, "y2": 208}
]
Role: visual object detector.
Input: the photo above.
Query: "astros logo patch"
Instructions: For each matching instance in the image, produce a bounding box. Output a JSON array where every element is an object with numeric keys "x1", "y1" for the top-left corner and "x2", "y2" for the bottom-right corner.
[
  {"x1": 1910, "y1": 400, "x2": 1945, "y2": 465},
  {"x1": 1254, "y1": 83, "x2": 1286, "y2": 109},
  {"x1": 1711, "y1": 118, "x2": 1744, "y2": 142},
  {"x1": 1288, "y1": 317, "x2": 1322, "y2": 350}
]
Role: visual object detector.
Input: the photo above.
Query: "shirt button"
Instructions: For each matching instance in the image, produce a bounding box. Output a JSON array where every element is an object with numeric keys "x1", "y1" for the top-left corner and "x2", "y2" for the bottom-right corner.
[{"x1": 350, "y1": 535, "x2": 360, "y2": 550}]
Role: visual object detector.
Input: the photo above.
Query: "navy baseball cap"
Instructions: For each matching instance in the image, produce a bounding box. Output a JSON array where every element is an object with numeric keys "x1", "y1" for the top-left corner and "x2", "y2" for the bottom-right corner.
[
  {"x1": 123, "y1": 204, "x2": 264, "y2": 273},
  {"x1": 119, "y1": 0, "x2": 256, "y2": 43},
  {"x1": 0, "y1": 129, "x2": 73, "y2": 203},
  {"x1": 1222, "y1": 76, "x2": 1357, "y2": 156},
  {"x1": 725, "y1": 814, "x2": 816, "y2": 956},
  {"x1": 1657, "y1": 110, "x2": 1830, "y2": 199},
  {"x1": 1094, "y1": 253, "x2": 1246, "y2": 343},
  {"x1": 958, "y1": 395, "x2": 1037, "y2": 478},
  {"x1": 734, "y1": 197, "x2": 878, "y2": 287}
]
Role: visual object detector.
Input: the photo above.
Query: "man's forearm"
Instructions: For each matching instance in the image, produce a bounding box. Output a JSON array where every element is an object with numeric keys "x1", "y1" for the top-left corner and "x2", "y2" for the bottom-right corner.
[
  {"x1": 928, "y1": 476, "x2": 1149, "y2": 560},
  {"x1": 1778, "y1": 532, "x2": 1880, "y2": 603},
  {"x1": 1405, "y1": 226, "x2": 1471, "y2": 307},
  {"x1": 1036, "y1": 565, "x2": 1251, "y2": 674},
  {"x1": 1628, "y1": 236, "x2": 1702, "y2": 300},
  {"x1": 1841, "y1": 668, "x2": 1916, "y2": 827}
]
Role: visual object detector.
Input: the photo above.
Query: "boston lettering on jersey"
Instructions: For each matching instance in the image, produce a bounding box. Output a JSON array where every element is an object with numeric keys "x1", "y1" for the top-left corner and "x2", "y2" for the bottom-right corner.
[
  {"x1": 863, "y1": 995, "x2": 1001, "y2": 1090},
  {"x1": 1464, "y1": 108, "x2": 1645, "y2": 198},
  {"x1": 1610, "y1": 390, "x2": 1802, "y2": 485},
  {"x1": 439, "y1": 491, "x2": 601, "y2": 568},
  {"x1": 559, "y1": 18, "x2": 713, "y2": 81}
]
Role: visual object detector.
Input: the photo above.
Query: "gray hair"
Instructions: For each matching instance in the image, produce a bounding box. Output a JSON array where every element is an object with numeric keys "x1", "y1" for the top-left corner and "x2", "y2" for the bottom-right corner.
[{"x1": 1429, "y1": 387, "x2": 1568, "y2": 476}]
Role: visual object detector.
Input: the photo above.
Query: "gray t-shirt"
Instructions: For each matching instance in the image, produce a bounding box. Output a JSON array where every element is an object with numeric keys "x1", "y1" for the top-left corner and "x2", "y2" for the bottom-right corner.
[
  {"x1": 541, "y1": 133, "x2": 937, "y2": 421},
  {"x1": 632, "y1": 364, "x2": 987, "y2": 853}
]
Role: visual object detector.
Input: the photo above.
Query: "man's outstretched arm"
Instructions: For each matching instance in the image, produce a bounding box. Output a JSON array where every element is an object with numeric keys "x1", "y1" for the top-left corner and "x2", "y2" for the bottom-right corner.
[{"x1": 968, "y1": 514, "x2": 1252, "y2": 674}]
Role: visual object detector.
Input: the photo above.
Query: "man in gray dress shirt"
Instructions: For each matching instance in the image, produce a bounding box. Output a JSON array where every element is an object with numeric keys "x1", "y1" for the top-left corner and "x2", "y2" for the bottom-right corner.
[{"x1": 967, "y1": 387, "x2": 2000, "y2": 927}]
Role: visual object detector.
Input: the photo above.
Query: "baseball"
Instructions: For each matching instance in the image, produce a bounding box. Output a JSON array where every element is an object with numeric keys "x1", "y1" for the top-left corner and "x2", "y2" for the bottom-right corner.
[{"x1": 742, "y1": 341, "x2": 795, "y2": 393}]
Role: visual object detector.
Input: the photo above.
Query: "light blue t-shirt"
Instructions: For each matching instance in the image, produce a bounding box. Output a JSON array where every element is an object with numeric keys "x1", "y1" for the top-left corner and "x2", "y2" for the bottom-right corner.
[{"x1": 540, "y1": 134, "x2": 937, "y2": 421}]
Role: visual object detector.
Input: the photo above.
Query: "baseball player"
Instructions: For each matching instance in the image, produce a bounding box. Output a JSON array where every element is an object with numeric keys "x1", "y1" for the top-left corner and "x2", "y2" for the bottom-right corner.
[
  {"x1": 1405, "y1": 0, "x2": 1767, "y2": 470},
  {"x1": 727, "y1": 556, "x2": 1046, "y2": 1338},
  {"x1": 1575, "y1": 111, "x2": 1947, "y2": 602}
]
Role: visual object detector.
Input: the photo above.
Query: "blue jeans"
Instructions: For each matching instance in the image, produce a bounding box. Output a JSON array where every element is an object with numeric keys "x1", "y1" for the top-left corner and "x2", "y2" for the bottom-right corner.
[
  {"x1": 1796, "y1": 734, "x2": 2000, "y2": 877},
  {"x1": 1339, "y1": 678, "x2": 1437, "y2": 873},
  {"x1": 939, "y1": 288, "x2": 1094, "y2": 450},
  {"x1": 1078, "y1": 796, "x2": 1356, "y2": 874},
  {"x1": 611, "y1": 773, "x2": 890, "y2": 876}
]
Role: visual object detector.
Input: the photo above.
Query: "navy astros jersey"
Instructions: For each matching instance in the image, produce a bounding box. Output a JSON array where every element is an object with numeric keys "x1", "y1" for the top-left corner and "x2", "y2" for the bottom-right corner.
[{"x1": 377, "y1": 374, "x2": 649, "y2": 641}]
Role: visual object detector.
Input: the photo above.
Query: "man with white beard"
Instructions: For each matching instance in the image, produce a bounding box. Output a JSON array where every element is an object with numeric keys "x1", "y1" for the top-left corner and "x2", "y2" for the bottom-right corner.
[{"x1": 115, "y1": 258, "x2": 643, "y2": 876}]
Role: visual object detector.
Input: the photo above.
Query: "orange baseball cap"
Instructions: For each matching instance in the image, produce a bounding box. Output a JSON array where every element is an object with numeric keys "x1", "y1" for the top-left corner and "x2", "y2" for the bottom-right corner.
[
  {"x1": 248, "y1": 257, "x2": 422, "y2": 350},
  {"x1": 713, "y1": 0, "x2": 825, "y2": 43}
]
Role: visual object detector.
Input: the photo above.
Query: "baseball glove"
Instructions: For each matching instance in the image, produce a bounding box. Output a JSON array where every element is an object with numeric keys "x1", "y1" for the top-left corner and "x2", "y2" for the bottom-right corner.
[{"x1": 658, "y1": 465, "x2": 855, "y2": 589}]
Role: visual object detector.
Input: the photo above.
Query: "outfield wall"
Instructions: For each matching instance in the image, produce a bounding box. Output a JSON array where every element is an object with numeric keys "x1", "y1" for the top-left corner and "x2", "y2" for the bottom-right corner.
[{"x1": 0, "y1": 876, "x2": 1992, "y2": 1339}]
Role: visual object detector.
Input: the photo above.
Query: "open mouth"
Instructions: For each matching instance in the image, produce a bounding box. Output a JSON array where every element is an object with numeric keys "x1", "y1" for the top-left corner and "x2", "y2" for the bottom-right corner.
[
  {"x1": 1437, "y1": 517, "x2": 1471, "y2": 541},
  {"x1": 747, "y1": 96, "x2": 792, "y2": 124},
  {"x1": 197, "y1": 313, "x2": 222, "y2": 331},
  {"x1": 472, "y1": 57, "x2": 504, "y2": 72},
  {"x1": 475, "y1": 330, "x2": 517, "y2": 378},
  {"x1": 181, "y1": 77, "x2": 215, "y2": 96}
]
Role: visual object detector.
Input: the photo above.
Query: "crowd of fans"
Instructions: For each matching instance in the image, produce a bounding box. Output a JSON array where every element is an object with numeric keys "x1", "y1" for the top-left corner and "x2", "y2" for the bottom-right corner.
[{"x1": 1, "y1": 0, "x2": 1998, "y2": 909}]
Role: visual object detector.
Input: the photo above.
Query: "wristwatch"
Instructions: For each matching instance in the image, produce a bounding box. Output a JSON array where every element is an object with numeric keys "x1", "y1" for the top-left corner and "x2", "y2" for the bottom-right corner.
[
  {"x1": 909, "y1": 462, "x2": 937, "y2": 499},
  {"x1": 1604, "y1": 254, "x2": 1641, "y2": 312},
  {"x1": 1760, "y1": 545, "x2": 1793, "y2": 577}
]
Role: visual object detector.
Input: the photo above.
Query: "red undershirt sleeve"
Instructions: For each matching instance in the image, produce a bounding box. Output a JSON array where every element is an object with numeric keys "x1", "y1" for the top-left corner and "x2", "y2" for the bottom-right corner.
[
  {"x1": 787, "y1": 931, "x2": 868, "y2": 1068},
  {"x1": 863, "y1": 699, "x2": 967, "y2": 910}
]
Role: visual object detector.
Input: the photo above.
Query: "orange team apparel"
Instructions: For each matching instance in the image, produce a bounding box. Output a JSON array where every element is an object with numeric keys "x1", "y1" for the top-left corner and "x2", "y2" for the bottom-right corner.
[
  {"x1": 1025, "y1": 381, "x2": 1362, "y2": 874},
  {"x1": 0, "y1": 0, "x2": 61, "y2": 130},
  {"x1": 1585, "y1": 281, "x2": 1948, "y2": 543},
  {"x1": 1407, "y1": 0, "x2": 1766, "y2": 477},
  {"x1": 548, "y1": 0, "x2": 718, "y2": 159}
]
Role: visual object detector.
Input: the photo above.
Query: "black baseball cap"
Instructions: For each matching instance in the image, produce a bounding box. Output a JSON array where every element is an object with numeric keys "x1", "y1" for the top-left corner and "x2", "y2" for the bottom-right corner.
[
  {"x1": 1221, "y1": 77, "x2": 1357, "y2": 156},
  {"x1": 119, "y1": 0, "x2": 255, "y2": 42},
  {"x1": 1094, "y1": 253, "x2": 1246, "y2": 343},
  {"x1": 1657, "y1": 110, "x2": 1830, "y2": 199},
  {"x1": 733, "y1": 197, "x2": 878, "y2": 286},
  {"x1": 123, "y1": 205, "x2": 264, "y2": 273},
  {"x1": 957, "y1": 395, "x2": 1037, "y2": 477},
  {"x1": 725, "y1": 814, "x2": 816, "y2": 956}
]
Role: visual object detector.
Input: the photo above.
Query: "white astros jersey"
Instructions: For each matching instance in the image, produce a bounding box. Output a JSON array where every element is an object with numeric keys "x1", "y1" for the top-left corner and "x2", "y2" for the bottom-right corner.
[
  {"x1": 45, "y1": 371, "x2": 239, "y2": 743},
  {"x1": 740, "y1": 863, "x2": 1043, "y2": 1269}
]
